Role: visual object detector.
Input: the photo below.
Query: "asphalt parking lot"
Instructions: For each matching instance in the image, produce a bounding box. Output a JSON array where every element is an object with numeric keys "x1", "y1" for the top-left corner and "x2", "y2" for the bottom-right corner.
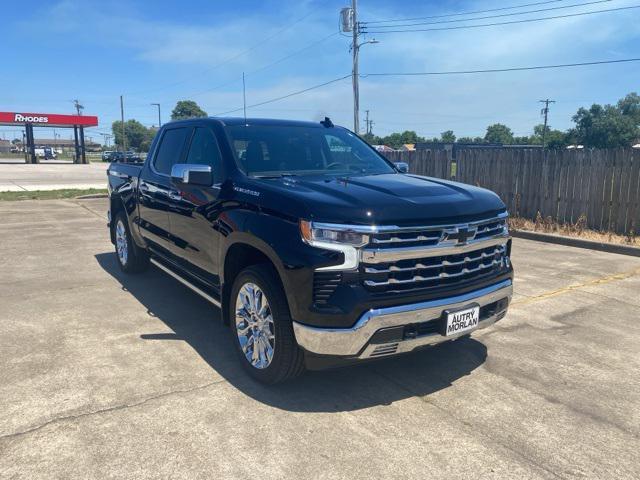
[{"x1": 1, "y1": 198, "x2": 639, "y2": 479}]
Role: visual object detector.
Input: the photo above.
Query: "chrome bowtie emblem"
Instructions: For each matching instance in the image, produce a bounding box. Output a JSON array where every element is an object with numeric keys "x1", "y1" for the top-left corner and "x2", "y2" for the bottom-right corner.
[{"x1": 445, "y1": 225, "x2": 477, "y2": 245}]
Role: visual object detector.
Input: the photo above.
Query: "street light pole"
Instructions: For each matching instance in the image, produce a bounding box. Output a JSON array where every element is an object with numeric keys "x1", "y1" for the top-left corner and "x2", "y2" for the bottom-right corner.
[{"x1": 151, "y1": 103, "x2": 162, "y2": 128}]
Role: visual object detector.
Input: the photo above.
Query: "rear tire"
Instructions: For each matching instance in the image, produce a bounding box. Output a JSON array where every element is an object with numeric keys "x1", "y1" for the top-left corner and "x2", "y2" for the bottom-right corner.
[
  {"x1": 229, "y1": 264, "x2": 305, "y2": 384},
  {"x1": 114, "y1": 211, "x2": 149, "y2": 273}
]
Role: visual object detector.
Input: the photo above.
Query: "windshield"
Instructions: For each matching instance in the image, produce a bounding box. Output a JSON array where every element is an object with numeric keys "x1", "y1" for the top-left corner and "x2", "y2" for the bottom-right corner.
[{"x1": 225, "y1": 124, "x2": 395, "y2": 177}]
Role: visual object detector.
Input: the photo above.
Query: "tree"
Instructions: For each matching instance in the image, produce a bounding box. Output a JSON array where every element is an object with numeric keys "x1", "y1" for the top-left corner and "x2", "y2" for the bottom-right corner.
[
  {"x1": 484, "y1": 123, "x2": 514, "y2": 145},
  {"x1": 617, "y1": 92, "x2": 640, "y2": 124},
  {"x1": 572, "y1": 102, "x2": 638, "y2": 148},
  {"x1": 112, "y1": 119, "x2": 156, "y2": 151},
  {"x1": 512, "y1": 136, "x2": 532, "y2": 145},
  {"x1": 171, "y1": 100, "x2": 207, "y2": 120},
  {"x1": 11, "y1": 138, "x2": 21, "y2": 145},
  {"x1": 361, "y1": 132, "x2": 382, "y2": 145},
  {"x1": 440, "y1": 130, "x2": 456, "y2": 143},
  {"x1": 531, "y1": 124, "x2": 568, "y2": 148}
]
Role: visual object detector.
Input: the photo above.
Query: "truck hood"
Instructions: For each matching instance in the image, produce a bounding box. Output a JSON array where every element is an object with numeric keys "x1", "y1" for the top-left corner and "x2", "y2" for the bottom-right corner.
[{"x1": 250, "y1": 173, "x2": 506, "y2": 225}]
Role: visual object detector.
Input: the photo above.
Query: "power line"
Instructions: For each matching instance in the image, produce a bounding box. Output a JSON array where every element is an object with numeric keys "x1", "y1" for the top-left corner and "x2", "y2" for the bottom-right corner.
[
  {"x1": 360, "y1": 58, "x2": 640, "y2": 77},
  {"x1": 363, "y1": 0, "x2": 567, "y2": 23},
  {"x1": 364, "y1": 0, "x2": 611, "y2": 29},
  {"x1": 201, "y1": 58, "x2": 638, "y2": 118},
  {"x1": 213, "y1": 75, "x2": 351, "y2": 116},
  {"x1": 363, "y1": 5, "x2": 640, "y2": 33},
  {"x1": 185, "y1": 32, "x2": 340, "y2": 98}
]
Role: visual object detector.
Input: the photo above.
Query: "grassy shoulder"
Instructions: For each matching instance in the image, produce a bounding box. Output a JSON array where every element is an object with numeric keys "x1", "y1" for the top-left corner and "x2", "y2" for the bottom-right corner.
[
  {"x1": 509, "y1": 215, "x2": 638, "y2": 247},
  {"x1": 0, "y1": 188, "x2": 108, "y2": 201}
]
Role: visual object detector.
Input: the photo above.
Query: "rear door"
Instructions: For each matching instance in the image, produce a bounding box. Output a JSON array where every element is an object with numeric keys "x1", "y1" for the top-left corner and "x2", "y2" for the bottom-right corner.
[
  {"x1": 137, "y1": 126, "x2": 190, "y2": 256},
  {"x1": 165, "y1": 125, "x2": 224, "y2": 289}
]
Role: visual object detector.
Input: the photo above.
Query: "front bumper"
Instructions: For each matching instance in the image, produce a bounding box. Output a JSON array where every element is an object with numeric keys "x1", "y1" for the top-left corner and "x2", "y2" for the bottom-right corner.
[{"x1": 293, "y1": 279, "x2": 512, "y2": 360}]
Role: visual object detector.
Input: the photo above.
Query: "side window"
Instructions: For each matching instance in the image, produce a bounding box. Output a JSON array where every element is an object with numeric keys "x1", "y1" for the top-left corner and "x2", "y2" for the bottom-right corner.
[
  {"x1": 185, "y1": 127, "x2": 222, "y2": 183},
  {"x1": 153, "y1": 128, "x2": 189, "y2": 175}
]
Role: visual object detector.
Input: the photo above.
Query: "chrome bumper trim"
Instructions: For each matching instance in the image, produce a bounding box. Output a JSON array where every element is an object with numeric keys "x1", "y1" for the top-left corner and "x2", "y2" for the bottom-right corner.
[{"x1": 293, "y1": 279, "x2": 512, "y2": 358}]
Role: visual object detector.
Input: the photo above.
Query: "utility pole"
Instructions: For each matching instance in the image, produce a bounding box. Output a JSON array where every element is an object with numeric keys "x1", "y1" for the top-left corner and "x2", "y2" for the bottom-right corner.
[
  {"x1": 120, "y1": 95, "x2": 126, "y2": 152},
  {"x1": 539, "y1": 99, "x2": 555, "y2": 148},
  {"x1": 72, "y1": 99, "x2": 84, "y2": 116},
  {"x1": 352, "y1": 0, "x2": 359, "y2": 134},
  {"x1": 364, "y1": 109, "x2": 374, "y2": 134},
  {"x1": 342, "y1": 1, "x2": 377, "y2": 135},
  {"x1": 151, "y1": 103, "x2": 161, "y2": 128}
]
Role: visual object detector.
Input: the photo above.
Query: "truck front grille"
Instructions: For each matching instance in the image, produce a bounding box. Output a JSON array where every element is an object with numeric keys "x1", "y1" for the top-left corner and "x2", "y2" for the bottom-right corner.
[
  {"x1": 357, "y1": 214, "x2": 510, "y2": 294},
  {"x1": 361, "y1": 244, "x2": 507, "y2": 293}
]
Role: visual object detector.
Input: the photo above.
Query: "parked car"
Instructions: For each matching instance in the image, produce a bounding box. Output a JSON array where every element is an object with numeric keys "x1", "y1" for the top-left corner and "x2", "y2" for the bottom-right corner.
[
  {"x1": 111, "y1": 151, "x2": 142, "y2": 163},
  {"x1": 34, "y1": 146, "x2": 56, "y2": 160},
  {"x1": 107, "y1": 117, "x2": 513, "y2": 384},
  {"x1": 102, "y1": 150, "x2": 114, "y2": 161}
]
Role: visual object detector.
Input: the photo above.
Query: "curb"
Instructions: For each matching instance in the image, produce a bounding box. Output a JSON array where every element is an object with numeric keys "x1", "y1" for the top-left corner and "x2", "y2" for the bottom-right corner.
[
  {"x1": 511, "y1": 229, "x2": 640, "y2": 257},
  {"x1": 75, "y1": 193, "x2": 109, "y2": 199}
]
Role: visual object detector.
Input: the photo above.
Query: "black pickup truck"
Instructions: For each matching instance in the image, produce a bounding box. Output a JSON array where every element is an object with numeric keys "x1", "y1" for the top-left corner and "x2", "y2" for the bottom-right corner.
[{"x1": 107, "y1": 117, "x2": 513, "y2": 384}]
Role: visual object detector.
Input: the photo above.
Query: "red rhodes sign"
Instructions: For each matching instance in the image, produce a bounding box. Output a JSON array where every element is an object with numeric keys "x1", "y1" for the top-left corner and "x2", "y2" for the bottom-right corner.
[{"x1": 0, "y1": 111, "x2": 98, "y2": 127}]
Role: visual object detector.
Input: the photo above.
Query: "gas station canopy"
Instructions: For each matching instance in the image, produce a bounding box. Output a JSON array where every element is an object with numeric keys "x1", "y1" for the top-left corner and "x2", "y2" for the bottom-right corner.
[{"x1": 0, "y1": 111, "x2": 99, "y2": 164}]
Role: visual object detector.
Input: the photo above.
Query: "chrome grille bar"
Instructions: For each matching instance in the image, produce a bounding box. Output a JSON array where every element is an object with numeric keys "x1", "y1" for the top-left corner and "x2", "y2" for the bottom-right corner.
[
  {"x1": 363, "y1": 246, "x2": 505, "y2": 274},
  {"x1": 360, "y1": 213, "x2": 508, "y2": 264},
  {"x1": 363, "y1": 258, "x2": 502, "y2": 287}
]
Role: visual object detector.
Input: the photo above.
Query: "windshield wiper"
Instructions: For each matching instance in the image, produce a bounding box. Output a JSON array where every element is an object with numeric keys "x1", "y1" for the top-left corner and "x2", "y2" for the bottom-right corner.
[{"x1": 253, "y1": 173, "x2": 301, "y2": 179}]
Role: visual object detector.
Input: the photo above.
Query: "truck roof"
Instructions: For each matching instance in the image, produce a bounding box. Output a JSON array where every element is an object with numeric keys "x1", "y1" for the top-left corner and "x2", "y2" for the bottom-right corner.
[{"x1": 166, "y1": 117, "x2": 330, "y2": 129}]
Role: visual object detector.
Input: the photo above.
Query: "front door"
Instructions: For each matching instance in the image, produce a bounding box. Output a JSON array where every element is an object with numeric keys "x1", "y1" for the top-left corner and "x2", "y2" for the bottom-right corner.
[
  {"x1": 165, "y1": 126, "x2": 224, "y2": 290},
  {"x1": 137, "y1": 126, "x2": 190, "y2": 257}
]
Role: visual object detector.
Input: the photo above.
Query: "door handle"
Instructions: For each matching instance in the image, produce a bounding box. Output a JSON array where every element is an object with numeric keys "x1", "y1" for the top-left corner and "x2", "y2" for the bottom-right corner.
[
  {"x1": 139, "y1": 182, "x2": 150, "y2": 193},
  {"x1": 168, "y1": 191, "x2": 182, "y2": 202}
]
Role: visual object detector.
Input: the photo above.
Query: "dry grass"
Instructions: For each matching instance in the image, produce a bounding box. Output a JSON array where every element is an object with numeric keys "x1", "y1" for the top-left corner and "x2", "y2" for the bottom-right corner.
[{"x1": 509, "y1": 213, "x2": 638, "y2": 247}]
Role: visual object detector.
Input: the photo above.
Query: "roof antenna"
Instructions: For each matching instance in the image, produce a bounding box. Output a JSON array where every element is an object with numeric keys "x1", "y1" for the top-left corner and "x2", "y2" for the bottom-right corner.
[
  {"x1": 320, "y1": 116, "x2": 333, "y2": 128},
  {"x1": 242, "y1": 72, "x2": 248, "y2": 126}
]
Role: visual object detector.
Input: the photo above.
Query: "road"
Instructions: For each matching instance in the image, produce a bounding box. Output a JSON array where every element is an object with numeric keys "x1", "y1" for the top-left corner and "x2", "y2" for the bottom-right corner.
[
  {"x1": 1, "y1": 198, "x2": 639, "y2": 479},
  {"x1": 0, "y1": 160, "x2": 108, "y2": 191}
]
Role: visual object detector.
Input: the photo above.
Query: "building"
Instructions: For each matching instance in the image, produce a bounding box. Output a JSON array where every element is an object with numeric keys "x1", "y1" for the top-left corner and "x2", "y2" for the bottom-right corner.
[{"x1": 0, "y1": 139, "x2": 11, "y2": 153}]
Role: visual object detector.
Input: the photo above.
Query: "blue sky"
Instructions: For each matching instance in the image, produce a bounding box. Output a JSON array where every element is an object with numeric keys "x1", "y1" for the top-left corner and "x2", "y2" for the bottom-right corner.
[{"x1": 1, "y1": 0, "x2": 639, "y2": 144}]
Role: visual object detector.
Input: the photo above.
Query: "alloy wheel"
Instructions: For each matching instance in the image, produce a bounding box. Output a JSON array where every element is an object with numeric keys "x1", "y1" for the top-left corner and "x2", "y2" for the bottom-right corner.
[{"x1": 235, "y1": 283, "x2": 275, "y2": 369}]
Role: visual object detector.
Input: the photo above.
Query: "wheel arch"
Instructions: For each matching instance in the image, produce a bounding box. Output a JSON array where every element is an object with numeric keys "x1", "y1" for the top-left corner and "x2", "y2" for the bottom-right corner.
[{"x1": 221, "y1": 237, "x2": 291, "y2": 325}]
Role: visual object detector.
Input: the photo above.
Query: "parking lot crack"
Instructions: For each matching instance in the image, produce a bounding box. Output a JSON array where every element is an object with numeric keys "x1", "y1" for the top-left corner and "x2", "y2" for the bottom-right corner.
[{"x1": 0, "y1": 379, "x2": 227, "y2": 442}]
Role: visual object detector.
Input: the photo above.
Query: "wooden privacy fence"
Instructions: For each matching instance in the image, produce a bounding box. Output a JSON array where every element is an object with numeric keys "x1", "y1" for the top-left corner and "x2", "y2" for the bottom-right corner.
[{"x1": 383, "y1": 148, "x2": 640, "y2": 235}]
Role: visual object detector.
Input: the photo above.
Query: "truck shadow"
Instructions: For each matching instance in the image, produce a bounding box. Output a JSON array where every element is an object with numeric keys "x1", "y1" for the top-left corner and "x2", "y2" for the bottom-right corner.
[{"x1": 96, "y1": 252, "x2": 487, "y2": 413}]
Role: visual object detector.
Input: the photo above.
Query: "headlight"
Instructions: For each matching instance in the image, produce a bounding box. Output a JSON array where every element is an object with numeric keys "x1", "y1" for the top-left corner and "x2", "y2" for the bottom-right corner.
[
  {"x1": 299, "y1": 220, "x2": 370, "y2": 271},
  {"x1": 299, "y1": 220, "x2": 369, "y2": 247}
]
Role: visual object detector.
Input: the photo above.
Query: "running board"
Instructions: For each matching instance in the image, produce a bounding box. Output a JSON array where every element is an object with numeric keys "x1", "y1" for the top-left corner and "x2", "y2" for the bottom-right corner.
[{"x1": 150, "y1": 258, "x2": 221, "y2": 308}]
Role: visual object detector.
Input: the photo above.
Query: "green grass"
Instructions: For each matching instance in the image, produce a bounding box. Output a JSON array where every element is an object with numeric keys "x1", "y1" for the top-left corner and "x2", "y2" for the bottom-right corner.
[{"x1": 0, "y1": 188, "x2": 108, "y2": 201}]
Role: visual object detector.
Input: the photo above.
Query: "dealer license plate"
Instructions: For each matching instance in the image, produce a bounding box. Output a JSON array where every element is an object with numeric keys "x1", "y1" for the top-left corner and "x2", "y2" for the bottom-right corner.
[{"x1": 445, "y1": 306, "x2": 480, "y2": 336}]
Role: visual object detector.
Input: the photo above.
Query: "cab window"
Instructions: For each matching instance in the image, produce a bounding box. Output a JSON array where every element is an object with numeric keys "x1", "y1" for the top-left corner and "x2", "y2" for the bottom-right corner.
[
  {"x1": 153, "y1": 127, "x2": 189, "y2": 175},
  {"x1": 185, "y1": 127, "x2": 222, "y2": 184}
]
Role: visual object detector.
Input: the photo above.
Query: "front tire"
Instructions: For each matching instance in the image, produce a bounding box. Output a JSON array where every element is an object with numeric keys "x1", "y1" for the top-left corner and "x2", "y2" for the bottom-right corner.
[
  {"x1": 114, "y1": 212, "x2": 149, "y2": 273},
  {"x1": 229, "y1": 264, "x2": 305, "y2": 384}
]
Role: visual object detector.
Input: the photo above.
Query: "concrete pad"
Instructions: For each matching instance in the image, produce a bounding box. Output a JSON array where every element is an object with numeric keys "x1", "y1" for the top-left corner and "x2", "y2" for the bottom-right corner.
[
  {"x1": 0, "y1": 162, "x2": 108, "y2": 191},
  {"x1": 1, "y1": 198, "x2": 639, "y2": 479}
]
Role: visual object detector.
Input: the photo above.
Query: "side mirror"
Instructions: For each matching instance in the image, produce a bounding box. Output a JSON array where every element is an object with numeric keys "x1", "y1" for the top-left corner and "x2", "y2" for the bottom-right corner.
[
  {"x1": 171, "y1": 163, "x2": 213, "y2": 186},
  {"x1": 394, "y1": 161, "x2": 409, "y2": 173}
]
